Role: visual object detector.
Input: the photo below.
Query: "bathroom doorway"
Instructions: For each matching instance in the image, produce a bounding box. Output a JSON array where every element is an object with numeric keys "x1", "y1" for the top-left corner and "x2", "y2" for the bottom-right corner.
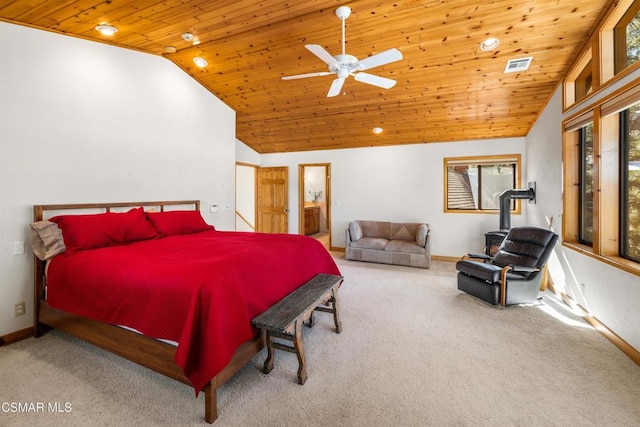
[{"x1": 298, "y1": 163, "x2": 331, "y2": 251}]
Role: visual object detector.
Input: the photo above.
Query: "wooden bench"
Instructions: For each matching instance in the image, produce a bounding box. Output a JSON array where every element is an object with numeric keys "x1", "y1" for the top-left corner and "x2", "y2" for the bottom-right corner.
[{"x1": 252, "y1": 273, "x2": 343, "y2": 385}]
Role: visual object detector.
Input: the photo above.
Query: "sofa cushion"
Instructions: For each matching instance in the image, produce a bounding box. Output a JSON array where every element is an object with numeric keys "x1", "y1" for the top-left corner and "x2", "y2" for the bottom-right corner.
[
  {"x1": 350, "y1": 237, "x2": 389, "y2": 251},
  {"x1": 349, "y1": 221, "x2": 363, "y2": 241},
  {"x1": 385, "y1": 239, "x2": 426, "y2": 254},
  {"x1": 390, "y1": 223, "x2": 420, "y2": 241},
  {"x1": 361, "y1": 221, "x2": 390, "y2": 239}
]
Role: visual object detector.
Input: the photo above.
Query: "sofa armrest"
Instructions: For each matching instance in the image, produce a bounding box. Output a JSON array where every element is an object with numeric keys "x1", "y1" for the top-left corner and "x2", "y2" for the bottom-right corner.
[
  {"x1": 416, "y1": 224, "x2": 430, "y2": 247},
  {"x1": 348, "y1": 221, "x2": 363, "y2": 241}
]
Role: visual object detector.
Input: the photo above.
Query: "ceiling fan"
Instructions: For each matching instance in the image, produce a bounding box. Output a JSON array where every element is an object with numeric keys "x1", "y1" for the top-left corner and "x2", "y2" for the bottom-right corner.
[{"x1": 282, "y1": 6, "x2": 403, "y2": 97}]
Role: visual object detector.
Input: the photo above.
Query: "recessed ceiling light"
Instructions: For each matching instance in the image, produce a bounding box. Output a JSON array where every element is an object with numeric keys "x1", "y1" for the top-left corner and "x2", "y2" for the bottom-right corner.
[
  {"x1": 164, "y1": 46, "x2": 177, "y2": 54},
  {"x1": 372, "y1": 127, "x2": 383, "y2": 134},
  {"x1": 480, "y1": 37, "x2": 499, "y2": 51},
  {"x1": 95, "y1": 24, "x2": 118, "y2": 37},
  {"x1": 181, "y1": 33, "x2": 194, "y2": 42},
  {"x1": 193, "y1": 57, "x2": 208, "y2": 68}
]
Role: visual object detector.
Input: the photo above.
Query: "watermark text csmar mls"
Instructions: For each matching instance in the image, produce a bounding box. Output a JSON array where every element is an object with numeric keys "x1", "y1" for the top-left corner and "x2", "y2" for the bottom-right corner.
[{"x1": 1, "y1": 402, "x2": 72, "y2": 413}]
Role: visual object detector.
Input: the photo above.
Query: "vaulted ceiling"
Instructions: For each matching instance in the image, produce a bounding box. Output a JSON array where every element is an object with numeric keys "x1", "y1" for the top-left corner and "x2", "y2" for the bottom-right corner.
[{"x1": 0, "y1": 0, "x2": 610, "y2": 153}]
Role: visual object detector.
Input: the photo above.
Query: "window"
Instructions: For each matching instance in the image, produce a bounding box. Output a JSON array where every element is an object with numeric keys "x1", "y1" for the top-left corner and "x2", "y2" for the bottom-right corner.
[
  {"x1": 575, "y1": 60, "x2": 593, "y2": 101},
  {"x1": 579, "y1": 124, "x2": 594, "y2": 245},
  {"x1": 563, "y1": 49, "x2": 593, "y2": 109},
  {"x1": 444, "y1": 155, "x2": 521, "y2": 213},
  {"x1": 614, "y1": 1, "x2": 640, "y2": 74},
  {"x1": 601, "y1": 0, "x2": 640, "y2": 83},
  {"x1": 621, "y1": 104, "x2": 640, "y2": 262}
]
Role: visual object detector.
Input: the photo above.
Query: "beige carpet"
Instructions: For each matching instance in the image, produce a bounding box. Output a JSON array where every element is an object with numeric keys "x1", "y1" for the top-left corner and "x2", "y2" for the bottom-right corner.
[{"x1": 2, "y1": 257, "x2": 640, "y2": 426}]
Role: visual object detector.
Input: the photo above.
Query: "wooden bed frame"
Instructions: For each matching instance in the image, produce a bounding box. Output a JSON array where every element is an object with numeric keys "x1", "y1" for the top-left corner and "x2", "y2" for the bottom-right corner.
[{"x1": 33, "y1": 200, "x2": 264, "y2": 424}]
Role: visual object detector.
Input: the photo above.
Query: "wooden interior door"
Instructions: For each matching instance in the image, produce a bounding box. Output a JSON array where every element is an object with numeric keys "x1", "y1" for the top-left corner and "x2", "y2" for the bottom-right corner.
[{"x1": 256, "y1": 167, "x2": 288, "y2": 233}]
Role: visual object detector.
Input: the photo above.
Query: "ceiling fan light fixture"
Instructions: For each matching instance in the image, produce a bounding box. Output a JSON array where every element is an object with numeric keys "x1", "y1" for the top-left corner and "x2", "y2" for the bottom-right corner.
[
  {"x1": 193, "y1": 57, "x2": 208, "y2": 67},
  {"x1": 372, "y1": 127, "x2": 383, "y2": 134},
  {"x1": 95, "y1": 24, "x2": 118, "y2": 36},
  {"x1": 480, "y1": 37, "x2": 500, "y2": 51}
]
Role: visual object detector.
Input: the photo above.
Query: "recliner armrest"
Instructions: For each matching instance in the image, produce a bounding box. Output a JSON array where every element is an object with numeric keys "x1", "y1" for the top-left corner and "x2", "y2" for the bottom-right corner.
[
  {"x1": 510, "y1": 265, "x2": 539, "y2": 273},
  {"x1": 464, "y1": 253, "x2": 491, "y2": 261}
]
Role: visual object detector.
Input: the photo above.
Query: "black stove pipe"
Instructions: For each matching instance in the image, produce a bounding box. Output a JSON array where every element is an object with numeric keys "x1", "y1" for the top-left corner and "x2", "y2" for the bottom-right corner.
[{"x1": 499, "y1": 188, "x2": 536, "y2": 230}]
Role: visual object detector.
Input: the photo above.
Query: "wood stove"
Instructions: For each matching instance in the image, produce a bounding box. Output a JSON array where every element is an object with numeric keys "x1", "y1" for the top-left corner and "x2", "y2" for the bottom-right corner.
[
  {"x1": 485, "y1": 230, "x2": 508, "y2": 256},
  {"x1": 484, "y1": 185, "x2": 536, "y2": 256}
]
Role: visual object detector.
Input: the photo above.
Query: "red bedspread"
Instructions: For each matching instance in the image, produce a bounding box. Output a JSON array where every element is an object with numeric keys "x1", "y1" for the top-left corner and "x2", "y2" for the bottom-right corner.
[{"x1": 46, "y1": 230, "x2": 340, "y2": 393}]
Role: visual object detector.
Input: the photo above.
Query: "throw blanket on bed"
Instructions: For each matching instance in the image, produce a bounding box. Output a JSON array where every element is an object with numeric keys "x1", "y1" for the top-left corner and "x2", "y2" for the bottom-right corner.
[{"x1": 46, "y1": 230, "x2": 340, "y2": 393}]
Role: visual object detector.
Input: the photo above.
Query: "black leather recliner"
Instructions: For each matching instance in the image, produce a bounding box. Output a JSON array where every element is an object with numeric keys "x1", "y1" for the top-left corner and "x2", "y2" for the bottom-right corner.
[{"x1": 456, "y1": 226, "x2": 558, "y2": 306}]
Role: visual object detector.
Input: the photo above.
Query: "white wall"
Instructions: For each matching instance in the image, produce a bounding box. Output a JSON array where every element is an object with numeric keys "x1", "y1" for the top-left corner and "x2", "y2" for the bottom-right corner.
[
  {"x1": 259, "y1": 138, "x2": 527, "y2": 256},
  {"x1": 527, "y1": 87, "x2": 640, "y2": 351},
  {"x1": 0, "y1": 23, "x2": 236, "y2": 336},
  {"x1": 236, "y1": 138, "x2": 260, "y2": 165},
  {"x1": 235, "y1": 165, "x2": 256, "y2": 231}
]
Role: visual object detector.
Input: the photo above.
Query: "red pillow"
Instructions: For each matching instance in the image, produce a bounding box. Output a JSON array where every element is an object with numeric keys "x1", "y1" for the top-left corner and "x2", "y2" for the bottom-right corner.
[
  {"x1": 51, "y1": 207, "x2": 157, "y2": 251},
  {"x1": 146, "y1": 210, "x2": 214, "y2": 236}
]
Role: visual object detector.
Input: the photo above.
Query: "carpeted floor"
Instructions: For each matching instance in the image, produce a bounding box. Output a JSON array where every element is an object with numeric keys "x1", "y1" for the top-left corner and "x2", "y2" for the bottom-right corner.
[{"x1": 2, "y1": 258, "x2": 639, "y2": 426}]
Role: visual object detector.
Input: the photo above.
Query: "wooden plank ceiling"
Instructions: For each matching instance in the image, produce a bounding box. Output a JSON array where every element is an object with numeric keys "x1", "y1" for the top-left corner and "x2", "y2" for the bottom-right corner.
[{"x1": 0, "y1": 0, "x2": 610, "y2": 154}]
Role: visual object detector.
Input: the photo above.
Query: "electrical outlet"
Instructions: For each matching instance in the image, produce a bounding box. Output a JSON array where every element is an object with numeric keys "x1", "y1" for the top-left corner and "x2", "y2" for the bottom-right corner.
[{"x1": 14, "y1": 301, "x2": 25, "y2": 316}]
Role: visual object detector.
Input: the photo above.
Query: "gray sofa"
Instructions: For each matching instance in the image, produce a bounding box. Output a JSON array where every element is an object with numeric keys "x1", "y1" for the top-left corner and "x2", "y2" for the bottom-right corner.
[{"x1": 345, "y1": 220, "x2": 431, "y2": 268}]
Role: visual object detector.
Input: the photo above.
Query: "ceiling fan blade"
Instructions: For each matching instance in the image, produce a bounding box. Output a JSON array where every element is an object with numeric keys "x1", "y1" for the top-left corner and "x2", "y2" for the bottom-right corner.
[
  {"x1": 327, "y1": 78, "x2": 345, "y2": 97},
  {"x1": 353, "y1": 72, "x2": 397, "y2": 89},
  {"x1": 356, "y1": 48, "x2": 403, "y2": 71},
  {"x1": 305, "y1": 44, "x2": 337, "y2": 65},
  {"x1": 282, "y1": 71, "x2": 332, "y2": 80}
]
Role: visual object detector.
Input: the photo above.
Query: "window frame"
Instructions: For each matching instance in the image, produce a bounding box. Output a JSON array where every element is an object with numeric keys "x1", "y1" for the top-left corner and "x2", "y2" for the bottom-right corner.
[{"x1": 443, "y1": 154, "x2": 522, "y2": 214}]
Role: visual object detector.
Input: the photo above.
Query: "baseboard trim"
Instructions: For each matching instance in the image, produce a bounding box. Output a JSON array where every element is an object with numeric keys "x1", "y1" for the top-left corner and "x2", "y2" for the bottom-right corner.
[
  {"x1": 561, "y1": 292, "x2": 640, "y2": 367},
  {"x1": 431, "y1": 255, "x2": 461, "y2": 262},
  {"x1": 0, "y1": 327, "x2": 33, "y2": 347},
  {"x1": 330, "y1": 246, "x2": 345, "y2": 252}
]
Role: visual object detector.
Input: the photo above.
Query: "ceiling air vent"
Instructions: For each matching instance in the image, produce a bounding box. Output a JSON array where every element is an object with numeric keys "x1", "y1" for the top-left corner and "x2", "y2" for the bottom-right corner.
[{"x1": 504, "y1": 57, "x2": 533, "y2": 73}]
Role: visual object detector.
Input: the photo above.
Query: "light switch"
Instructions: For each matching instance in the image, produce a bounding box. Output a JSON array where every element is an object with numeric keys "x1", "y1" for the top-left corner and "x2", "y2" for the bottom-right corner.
[
  {"x1": 210, "y1": 204, "x2": 219, "y2": 213},
  {"x1": 13, "y1": 241, "x2": 25, "y2": 255}
]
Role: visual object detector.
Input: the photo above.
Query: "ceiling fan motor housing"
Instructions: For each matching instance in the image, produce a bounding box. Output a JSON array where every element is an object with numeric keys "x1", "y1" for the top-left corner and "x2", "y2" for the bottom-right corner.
[{"x1": 329, "y1": 53, "x2": 360, "y2": 77}]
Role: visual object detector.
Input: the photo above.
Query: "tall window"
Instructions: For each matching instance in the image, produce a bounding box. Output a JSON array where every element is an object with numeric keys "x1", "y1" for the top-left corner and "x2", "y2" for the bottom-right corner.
[
  {"x1": 621, "y1": 105, "x2": 640, "y2": 262},
  {"x1": 579, "y1": 124, "x2": 594, "y2": 245},
  {"x1": 444, "y1": 155, "x2": 520, "y2": 212}
]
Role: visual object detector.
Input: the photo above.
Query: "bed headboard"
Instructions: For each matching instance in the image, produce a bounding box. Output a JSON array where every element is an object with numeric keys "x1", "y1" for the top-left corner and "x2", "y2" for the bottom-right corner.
[
  {"x1": 32, "y1": 200, "x2": 200, "y2": 335},
  {"x1": 33, "y1": 200, "x2": 200, "y2": 222}
]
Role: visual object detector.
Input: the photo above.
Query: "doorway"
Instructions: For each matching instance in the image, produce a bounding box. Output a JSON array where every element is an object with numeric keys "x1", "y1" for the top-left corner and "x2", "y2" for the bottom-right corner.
[{"x1": 299, "y1": 164, "x2": 331, "y2": 250}]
